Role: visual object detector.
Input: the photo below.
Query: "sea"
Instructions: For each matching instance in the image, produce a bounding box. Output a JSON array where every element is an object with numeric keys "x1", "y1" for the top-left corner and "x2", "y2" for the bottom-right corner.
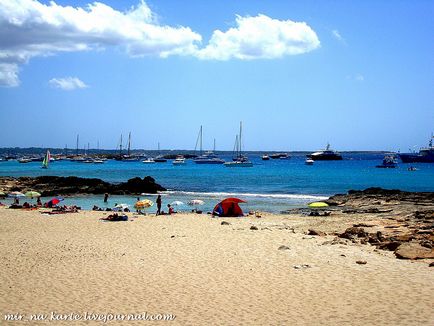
[{"x1": 1, "y1": 153, "x2": 433, "y2": 213}]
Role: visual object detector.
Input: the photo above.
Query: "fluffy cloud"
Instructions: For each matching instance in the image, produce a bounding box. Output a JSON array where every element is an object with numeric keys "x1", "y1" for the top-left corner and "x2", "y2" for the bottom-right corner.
[
  {"x1": 0, "y1": 1, "x2": 321, "y2": 87},
  {"x1": 196, "y1": 14, "x2": 320, "y2": 60},
  {"x1": 0, "y1": 0, "x2": 201, "y2": 86},
  {"x1": 49, "y1": 77, "x2": 88, "y2": 90}
]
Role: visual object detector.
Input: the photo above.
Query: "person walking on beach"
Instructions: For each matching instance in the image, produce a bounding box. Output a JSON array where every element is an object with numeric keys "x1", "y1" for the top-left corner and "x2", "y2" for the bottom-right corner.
[
  {"x1": 104, "y1": 193, "x2": 109, "y2": 203},
  {"x1": 156, "y1": 195, "x2": 162, "y2": 215}
]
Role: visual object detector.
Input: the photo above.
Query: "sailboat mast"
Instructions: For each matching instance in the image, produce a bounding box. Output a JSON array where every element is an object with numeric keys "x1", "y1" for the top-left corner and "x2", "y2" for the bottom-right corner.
[
  {"x1": 76, "y1": 134, "x2": 79, "y2": 155},
  {"x1": 200, "y1": 125, "x2": 203, "y2": 154},
  {"x1": 119, "y1": 134, "x2": 123, "y2": 156},
  {"x1": 213, "y1": 138, "x2": 216, "y2": 152},
  {"x1": 128, "y1": 132, "x2": 131, "y2": 156},
  {"x1": 239, "y1": 121, "x2": 242, "y2": 158}
]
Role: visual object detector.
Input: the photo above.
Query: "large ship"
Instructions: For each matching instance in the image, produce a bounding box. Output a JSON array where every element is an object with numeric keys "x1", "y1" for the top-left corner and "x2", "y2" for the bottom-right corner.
[
  {"x1": 307, "y1": 143, "x2": 343, "y2": 161},
  {"x1": 398, "y1": 136, "x2": 434, "y2": 163}
]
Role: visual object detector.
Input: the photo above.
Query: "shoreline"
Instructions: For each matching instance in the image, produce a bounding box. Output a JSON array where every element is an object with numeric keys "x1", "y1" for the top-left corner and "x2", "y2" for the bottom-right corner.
[{"x1": 0, "y1": 208, "x2": 433, "y2": 325}]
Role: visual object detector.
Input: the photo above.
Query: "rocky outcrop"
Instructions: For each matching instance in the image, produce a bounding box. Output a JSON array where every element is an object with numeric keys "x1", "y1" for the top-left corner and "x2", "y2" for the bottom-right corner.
[
  {"x1": 319, "y1": 188, "x2": 434, "y2": 260},
  {"x1": 326, "y1": 187, "x2": 434, "y2": 206},
  {"x1": 0, "y1": 176, "x2": 166, "y2": 196},
  {"x1": 394, "y1": 242, "x2": 434, "y2": 260}
]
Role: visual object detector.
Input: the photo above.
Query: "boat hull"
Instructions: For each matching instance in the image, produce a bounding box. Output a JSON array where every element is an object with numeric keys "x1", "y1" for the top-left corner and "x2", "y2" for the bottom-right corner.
[
  {"x1": 224, "y1": 161, "x2": 253, "y2": 167},
  {"x1": 194, "y1": 159, "x2": 224, "y2": 164},
  {"x1": 398, "y1": 153, "x2": 434, "y2": 163},
  {"x1": 307, "y1": 155, "x2": 343, "y2": 161}
]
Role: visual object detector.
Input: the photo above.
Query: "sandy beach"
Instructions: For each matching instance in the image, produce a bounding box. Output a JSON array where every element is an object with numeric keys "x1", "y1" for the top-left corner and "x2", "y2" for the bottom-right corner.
[{"x1": 0, "y1": 207, "x2": 433, "y2": 325}]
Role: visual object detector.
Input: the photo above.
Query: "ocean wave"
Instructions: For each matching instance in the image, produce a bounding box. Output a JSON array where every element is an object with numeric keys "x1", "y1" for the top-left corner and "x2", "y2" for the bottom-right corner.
[{"x1": 163, "y1": 190, "x2": 328, "y2": 201}]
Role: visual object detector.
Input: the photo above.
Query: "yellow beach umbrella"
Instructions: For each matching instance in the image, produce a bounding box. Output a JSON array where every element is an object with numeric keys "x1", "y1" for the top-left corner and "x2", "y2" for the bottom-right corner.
[
  {"x1": 308, "y1": 202, "x2": 329, "y2": 208},
  {"x1": 25, "y1": 191, "x2": 41, "y2": 198}
]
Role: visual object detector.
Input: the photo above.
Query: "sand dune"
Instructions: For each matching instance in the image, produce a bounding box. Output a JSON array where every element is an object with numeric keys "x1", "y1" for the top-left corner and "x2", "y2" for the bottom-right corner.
[{"x1": 0, "y1": 208, "x2": 433, "y2": 325}]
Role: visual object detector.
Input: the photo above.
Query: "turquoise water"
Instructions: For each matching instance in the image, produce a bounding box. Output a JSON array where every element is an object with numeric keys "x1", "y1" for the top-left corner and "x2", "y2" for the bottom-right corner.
[{"x1": 1, "y1": 153, "x2": 433, "y2": 213}]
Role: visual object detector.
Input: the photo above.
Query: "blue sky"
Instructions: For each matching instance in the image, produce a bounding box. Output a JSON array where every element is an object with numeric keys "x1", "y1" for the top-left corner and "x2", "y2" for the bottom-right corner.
[{"x1": 0, "y1": 0, "x2": 433, "y2": 152}]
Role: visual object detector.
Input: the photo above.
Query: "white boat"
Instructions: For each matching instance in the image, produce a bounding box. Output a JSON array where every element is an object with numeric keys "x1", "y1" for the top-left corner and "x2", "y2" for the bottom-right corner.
[
  {"x1": 93, "y1": 159, "x2": 105, "y2": 164},
  {"x1": 305, "y1": 158, "x2": 314, "y2": 165},
  {"x1": 142, "y1": 157, "x2": 156, "y2": 164},
  {"x1": 173, "y1": 156, "x2": 186, "y2": 165},
  {"x1": 18, "y1": 158, "x2": 32, "y2": 163},
  {"x1": 224, "y1": 122, "x2": 253, "y2": 168},
  {"x1": 261, "y1": 155, "x2": 270, "y2": 160}
]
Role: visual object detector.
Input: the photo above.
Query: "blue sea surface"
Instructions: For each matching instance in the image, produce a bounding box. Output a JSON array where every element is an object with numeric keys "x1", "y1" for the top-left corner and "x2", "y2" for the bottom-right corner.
[{"x1": 1, "y1": 153, "x2": 433, "y2": 213}]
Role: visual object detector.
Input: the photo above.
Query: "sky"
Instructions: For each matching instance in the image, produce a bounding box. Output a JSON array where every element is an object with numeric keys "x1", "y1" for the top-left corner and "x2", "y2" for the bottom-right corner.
[{"x1": 0, "y1": 0, "x2": 433, "y2": 152}]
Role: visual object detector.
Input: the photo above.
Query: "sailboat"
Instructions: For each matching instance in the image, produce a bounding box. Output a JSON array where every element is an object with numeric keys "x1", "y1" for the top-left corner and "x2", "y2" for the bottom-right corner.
[
  {"x1": 123, "y1": 132, "x2": 140, "y2": 161},
  {"x1": 154, "y1": 142, "x2": 167, "y2": 162},
  {"x1": 193, "y1": 126, "x2": 224, "y2": 164},
  {"x1": 224, "y1": 122, "x2": 253, "y2": 167},
  {"x1": 41, "y1": 150, "x2": 50, "y2": 169}
]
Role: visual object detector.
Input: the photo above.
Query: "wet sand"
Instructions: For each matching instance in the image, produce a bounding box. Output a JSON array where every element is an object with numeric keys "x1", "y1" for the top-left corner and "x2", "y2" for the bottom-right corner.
[{"x1": 0, "y1": 208, "x2": 433, "y2": 325}]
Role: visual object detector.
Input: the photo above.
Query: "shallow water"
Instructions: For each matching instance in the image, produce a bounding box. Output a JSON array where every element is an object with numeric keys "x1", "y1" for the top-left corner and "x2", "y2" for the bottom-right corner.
[{"x1": 1, "y1": 153, "x2": 433, "y2": 213}]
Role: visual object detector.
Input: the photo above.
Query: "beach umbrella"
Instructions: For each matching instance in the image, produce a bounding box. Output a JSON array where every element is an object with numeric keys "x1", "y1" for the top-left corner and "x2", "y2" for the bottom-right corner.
[
  {"x1": 134, "y1": 200, "x2": 154, "y2": 209},
  {"x1": 188, "y1": 199, "x2": 204, "y2": 206},
  {"x1": 8, "y1": 191, "x2": 25, "y2": 198},
  {"x1": 25, "y1": 191, "x2": 41, "y2": 198},
  {"x1": 308, "y1": 202, "x2": 329, "y2": 208},
  {"x1": 170, "y1": 201, "x2": 185, "y2": 206},
  {"x1": 49, "y1": 197, "x2": 62, "y2": 205}
]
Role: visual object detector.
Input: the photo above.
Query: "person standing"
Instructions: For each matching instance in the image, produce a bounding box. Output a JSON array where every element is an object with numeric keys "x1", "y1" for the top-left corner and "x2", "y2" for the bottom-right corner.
[
  {"x1": 156, "y1": 195, "x2": 162, "y2": 215},
  {"x1": 104, "y1": 193, "x2": 109, "y2": 203}
]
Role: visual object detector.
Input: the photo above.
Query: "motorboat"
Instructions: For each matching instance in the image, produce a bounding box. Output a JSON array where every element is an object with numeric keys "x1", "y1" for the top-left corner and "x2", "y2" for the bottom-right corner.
[
  {"x1": 270, "y1": 153, "x2": 290, "y2": 159},
  {"x1": 376, "y1": 155, "x2": 398, "y2": 168},
  {"x1": 398, "y1": 135, "x2": 434, "y2": 163},
  {"x1": 279, "y1": 153, "x2": 291, "y2": 160},
  {"x1": 261, "y1": 155, "x2": 270, "y2": 160},
  {"x1": 142, "y1": 157, "x2": 156, "y2": 164},
  {"x1": 173, "y1": 156, "x2": 186, "y2": 165},
  {"x1": 307, "y1": 143, "x2": 342, "y2": 161},
  {"x1": 18, "y1": 158, "x2": 32, "y2": 163},
  {"x1": 154, "y1": 155, "x2": 167, "y2": 163},
  {"x1": 305, "y1": 158, "x2": 314, "y2": 165}
]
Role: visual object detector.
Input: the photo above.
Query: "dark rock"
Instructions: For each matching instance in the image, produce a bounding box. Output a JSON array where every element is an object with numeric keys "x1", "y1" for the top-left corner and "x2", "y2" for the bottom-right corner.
[
  {"x1": 221, "y1": 221, "x2": 230, "y2": 225},
  {"x1": 250, "y1": 225, "x2": 258, "y2": 230},
  {"x1": 356, "y1": 260, "x2": 367, "y2": 265},
  {"x1": 278, "y1": 245, "x2": 290, "y2": 250},
  {"x1": 377, "y1": 242, "x2": 401, "y2": 251},
  {"x1": 0, "y1": 175, "x2": 165, "y2": 196},
  {"x1": 308, "y1": 229, "x2": 327, "y2": 236},
  {"x1": 429, "y1": 262, "x2": 434, "y2": 267},
  {"x1": 339, "y1": 227, "x2": 368, "y2": 240},
  {"x1": 394, "y1": 242, "x2": 434, "y2": 260}
]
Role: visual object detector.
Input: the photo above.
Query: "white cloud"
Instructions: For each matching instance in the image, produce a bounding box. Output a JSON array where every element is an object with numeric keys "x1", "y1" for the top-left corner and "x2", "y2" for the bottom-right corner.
[
  {"x1": 0, "y1": 63, "x2": 20, "y2": 87},
  {"x1": 49, "y1": 77, "x2": 88, "y2": 90},
  {"x1": 0, "y1": 1, "x2": 321, "y2": 87},
  {"x1": 332, "y1": 29, "x2": 345, "y2": 43},
  {"x1": 0, "y1": 0, "x2": 201, "y2": 86},
  {"x1": 196, "y1": 14, "x2": 320, "y2": 60}
]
